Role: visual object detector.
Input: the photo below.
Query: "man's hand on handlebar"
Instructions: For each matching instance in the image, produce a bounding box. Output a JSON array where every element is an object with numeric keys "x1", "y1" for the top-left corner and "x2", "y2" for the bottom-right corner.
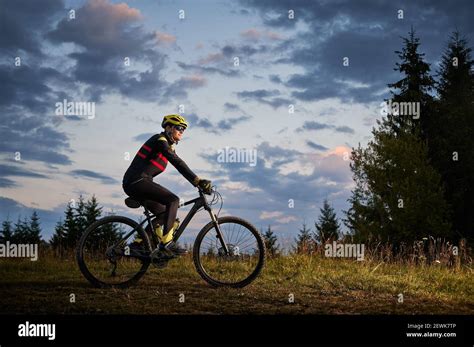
[{"x1": 198, "y1": 178, "x2": 212, "y2": 195}]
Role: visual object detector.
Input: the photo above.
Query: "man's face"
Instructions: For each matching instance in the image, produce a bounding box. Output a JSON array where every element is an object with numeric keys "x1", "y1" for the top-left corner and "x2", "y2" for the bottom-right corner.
[{"x1": 167, "y1": 125, "x2": 184, "y2": 142}]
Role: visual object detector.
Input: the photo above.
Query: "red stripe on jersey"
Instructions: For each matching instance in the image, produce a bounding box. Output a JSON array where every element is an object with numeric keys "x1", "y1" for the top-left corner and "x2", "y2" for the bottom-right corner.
[
  {"x1": 137, "y1": 152, "x2": 146, "y2": 159},
  {"x1": 142, "y1": 144, "x2": 151, "y2": 151},
  {"x1": 150, "y1": 159, "x2": 165, "y2": 171},
  {"x1": 157, "y1": 152, "x2": 168, "y2": 163}
]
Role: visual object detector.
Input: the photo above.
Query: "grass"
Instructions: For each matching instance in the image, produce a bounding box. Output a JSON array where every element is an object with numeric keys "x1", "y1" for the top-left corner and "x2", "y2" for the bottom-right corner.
[{"x1": 0, "y1": 253, "x2": 472, "y2": 314}]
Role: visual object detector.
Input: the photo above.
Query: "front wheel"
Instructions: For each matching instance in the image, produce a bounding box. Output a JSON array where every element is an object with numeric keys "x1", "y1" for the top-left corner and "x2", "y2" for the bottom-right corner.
[{"x1": 193, "y1": 216, "x2": 265, "y2": 288}]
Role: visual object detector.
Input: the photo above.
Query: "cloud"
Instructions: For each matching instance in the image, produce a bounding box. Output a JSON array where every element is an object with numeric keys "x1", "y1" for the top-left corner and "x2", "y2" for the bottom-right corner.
[
  {"x1": 133, "y1": 133, "x2": 155, "y2": 142},
  {"x1": 186, "y1": 113, "x2": 251, "y2": 133},
  {"x1": 269, "y1": 74, "x2": 283, "y2": 84},
  {"x1": 0, "y1": 0, "x2": 63, "y2": 56},
  {"x1": 176, "y1": 61, "x2": 241, "y2": 78},
  {"x1": 240, "y1": 0, "x2": 474, "y2": 103},
  {"x1": 297, "y1": 121, "x2": 355, "y2": 135},
  {"x1": 155, "y1": 31, "x2": 177, "y2": 45},
  {"x1": 70, "y1": 169, "x2": 118, "y2": 184},
  {"x1": 0, "y1": 177, "x2": 17, "y2": 188},
  {"x1": 0, "y1": 164, "x2": 49, "y2": 179},
  {"x1": 296, "y1": 121, "x2": 332, "y2": 132},
  {"x1": 223, "y1": 102, "x2": 242, "y2": 112},
  {"x1": 306, "y1": 141, "x2": 329, "y2": 151},
  {"x1": 217, "y1": 115, "x2": 252, "y2": 130},
  {"x1": 236, "y1": 89, "x2": 292, "y2": 109},
  {"x1": 45, "y1": 0, "x2": 200, "y2": 103},
  {"x1": 241, "y1": 28, "x2": 284, "y2": 41},
  {"x1": 200, "y1": 141, "x2": 353, "y2": 224},
  {"x1": 163, "y1": 75, "x2": 207, "y2": 99},
  {"x1": 0, "y1": 112, "x2": 73, "y2": 165},
  {"x1": 334, "y1": 125, "x2": 355, "y2": 134}
]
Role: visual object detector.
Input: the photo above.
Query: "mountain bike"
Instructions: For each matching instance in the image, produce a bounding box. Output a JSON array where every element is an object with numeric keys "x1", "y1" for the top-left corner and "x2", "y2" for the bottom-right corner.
[{"x1": 76, "y1": 186, "x2": 265, "y2": 288}]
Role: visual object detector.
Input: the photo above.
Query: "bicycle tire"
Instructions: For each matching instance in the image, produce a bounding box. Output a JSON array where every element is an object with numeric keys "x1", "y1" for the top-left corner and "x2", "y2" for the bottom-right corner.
[
  {"x1": 193, "y1": 216, "x2": 266, "y2": 288},
  {"x1": 76, "y1": 215, "x2": 152, "y2": 288}
]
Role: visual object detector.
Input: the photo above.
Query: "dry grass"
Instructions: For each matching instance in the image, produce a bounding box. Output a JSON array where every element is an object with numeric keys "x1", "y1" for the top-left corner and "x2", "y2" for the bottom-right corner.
[{"x1": 0, "y1": 251, "x2": 472, "y2": 315}]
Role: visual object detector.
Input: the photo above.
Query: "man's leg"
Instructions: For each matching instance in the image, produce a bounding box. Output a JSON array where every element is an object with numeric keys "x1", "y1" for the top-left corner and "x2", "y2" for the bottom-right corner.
[{"x1": 123, "y1": 179, "x2": 185, "y2": 254}]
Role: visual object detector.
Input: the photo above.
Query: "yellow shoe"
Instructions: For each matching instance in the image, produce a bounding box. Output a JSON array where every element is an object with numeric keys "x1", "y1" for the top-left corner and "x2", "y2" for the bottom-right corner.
[{"x1": 156, "y1": 219, "x2": 180, "y2": 245}]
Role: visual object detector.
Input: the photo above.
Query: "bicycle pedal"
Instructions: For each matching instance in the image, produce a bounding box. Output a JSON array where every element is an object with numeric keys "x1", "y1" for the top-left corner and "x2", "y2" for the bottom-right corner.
[
  {"x1": 151, "y1": 258, "x2": 169, "y2": 269},
  {"x1": 150, "y1": 248, "x2": 175, "y2": 261}
]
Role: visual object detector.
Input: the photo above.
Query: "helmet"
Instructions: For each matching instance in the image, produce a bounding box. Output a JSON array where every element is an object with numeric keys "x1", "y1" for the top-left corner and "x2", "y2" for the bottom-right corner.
[{"x1": 161, "y1": 114, "x2": 188, "y2": 129}]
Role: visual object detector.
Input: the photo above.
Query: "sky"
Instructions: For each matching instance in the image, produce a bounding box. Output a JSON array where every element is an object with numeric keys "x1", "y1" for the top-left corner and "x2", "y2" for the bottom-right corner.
[{"x1": 1, "y1": 0, "x2": 474, "y2": 249}]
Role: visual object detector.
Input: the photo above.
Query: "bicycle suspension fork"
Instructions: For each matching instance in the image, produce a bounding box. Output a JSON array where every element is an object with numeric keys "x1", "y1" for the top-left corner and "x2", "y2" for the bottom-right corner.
[{"x1": 205, "y1": 205, "x2": 230, "y2": 254}]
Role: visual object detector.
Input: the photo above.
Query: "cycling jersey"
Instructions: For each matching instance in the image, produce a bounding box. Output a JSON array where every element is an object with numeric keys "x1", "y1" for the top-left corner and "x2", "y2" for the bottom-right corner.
[{"x1": 123, "y1": 132, "x2": 199, "y2": 187}]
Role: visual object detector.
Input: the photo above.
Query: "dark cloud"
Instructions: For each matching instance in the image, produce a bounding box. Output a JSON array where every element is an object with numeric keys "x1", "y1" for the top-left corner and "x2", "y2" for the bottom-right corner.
[
  {"x1": 297, "y1": 121, "x2": 354, "y2": 135},
  {"x1": 186, "y1": 113, "x2": 251, "y2": 133},
  {"x1": 46, "y1": 0, "x2": 200, "y2": 103},
  {"x1": 0, "y1": 164, "x2": 49, "y2": 179},
  {"x1": 64, "y1": 115, "x2": 84, "y2": 121},
  {"x1": 269, "y1": 74, "x2": 283, "y2": 84},
  {"x1": 162, "y1": 75, "x2": 206, "y2": 99},
  {"x1": 334, "y1": 126, "x2": 355, "y2": 134},
  {"x1": 296, "y1": 121, "x2": 332, "y2": 132},
  {"x1": 306, "y1": 141, "x2": 329, "y2": 151},
  {"x1": 133, "y1": 133, "x2": 155, "y2": 142},
  {"x1": 186, "y1": 113, "x2": 213, "y2": 129},
  {"x1": 176, "y1": 61, "x2": 241, "y2": 78},
  {"x1": 200, "y1": 141, "x2": 350, "y2": 210},
  {"x1": 217, "y1": 115, "x2": 252, "y2": 130},
  {"x1": 0, "y1": 112, "x2": 73, "y2": 165},
  {"x1": 237, "y1": 89, "x2": 280, "y2": 99},
  {"x1": 241, "y1": 0, "x2": 474, "y2": 103},
  {"x1": 0, "y1": 0, "x2": 63, "y2": 56},
  {"x1": 70, "y1": 169, "x2": 117, "y2": 185},
  {"x1": 236, "y1": 89, "x2": 292, "y2": 109},
  {"x1": 0, "y1": 0, "x2": 78, "y2": 166},
  {"x1": 0, "y1": 177, "x2": 17, "y2": 188},
  {"x1": 223, "y1": 102, "x2": 241, "y2": 112}
]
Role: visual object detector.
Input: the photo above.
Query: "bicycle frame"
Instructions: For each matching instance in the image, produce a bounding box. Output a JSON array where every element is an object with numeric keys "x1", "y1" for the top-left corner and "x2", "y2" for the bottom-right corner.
[{"x1": 120, "y1": 189, "x2": 229, "y2": 254}]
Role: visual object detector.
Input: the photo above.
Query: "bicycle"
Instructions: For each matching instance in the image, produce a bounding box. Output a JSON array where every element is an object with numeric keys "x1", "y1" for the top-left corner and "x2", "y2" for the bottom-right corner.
[{"x1": 76, "y1": 186, "x2": 265, "y2": 288}]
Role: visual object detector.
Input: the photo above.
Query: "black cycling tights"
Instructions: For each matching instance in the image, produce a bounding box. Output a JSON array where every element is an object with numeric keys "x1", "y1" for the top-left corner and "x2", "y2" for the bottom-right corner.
[{"x1": 123, "y1": 179, "x2": 179, "y2": 237}]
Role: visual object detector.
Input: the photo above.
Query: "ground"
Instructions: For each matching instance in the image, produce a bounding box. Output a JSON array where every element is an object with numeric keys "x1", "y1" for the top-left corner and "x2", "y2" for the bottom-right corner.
[{"x1": 0, "y1": 254, "x2": 472, "y2": 314}]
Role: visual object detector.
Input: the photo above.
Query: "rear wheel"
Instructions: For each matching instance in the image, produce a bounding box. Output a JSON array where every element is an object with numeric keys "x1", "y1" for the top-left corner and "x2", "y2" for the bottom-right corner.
[
  {"x1": 76, "y1": 216, "x2": 152, "y2": 288},
  {"x1": 193, "y1": 216, "x2": 265, "y2": 288}
]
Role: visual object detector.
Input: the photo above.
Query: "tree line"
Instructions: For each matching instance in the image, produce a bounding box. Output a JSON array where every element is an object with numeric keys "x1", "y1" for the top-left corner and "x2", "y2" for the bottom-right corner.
[
  {"x1": 345, "y1": 29, "x2": 473, "y2": 247},
  {"x1": 0, "y1": 195, "x2": 121, "y2": 256},
  {"x1": 0, "y1": 211, "x2": 43, "y2": 244}
]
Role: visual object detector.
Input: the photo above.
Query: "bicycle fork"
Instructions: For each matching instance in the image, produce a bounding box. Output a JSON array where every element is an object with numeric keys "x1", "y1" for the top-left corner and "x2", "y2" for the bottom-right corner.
[{"x1": 206, "y1": 206, "x2": 230, "y2": 255}]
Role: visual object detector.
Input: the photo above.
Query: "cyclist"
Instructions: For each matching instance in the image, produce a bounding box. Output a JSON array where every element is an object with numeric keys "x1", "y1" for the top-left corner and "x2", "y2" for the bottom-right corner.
[{"x1": 122, "y1": 114, "x2": 212, "y2": 256}]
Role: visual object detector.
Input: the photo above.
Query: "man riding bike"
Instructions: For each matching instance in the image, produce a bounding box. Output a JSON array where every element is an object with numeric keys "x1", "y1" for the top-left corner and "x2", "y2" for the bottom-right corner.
[{"x1": 122, "y1": 114, "x2": 212, "y2": 256}]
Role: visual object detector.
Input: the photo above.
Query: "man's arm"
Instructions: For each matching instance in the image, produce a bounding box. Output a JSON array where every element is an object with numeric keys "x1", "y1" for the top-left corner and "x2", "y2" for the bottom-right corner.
[{"x1": 157, "y1": 140, "x2": 200, "y2": 186}]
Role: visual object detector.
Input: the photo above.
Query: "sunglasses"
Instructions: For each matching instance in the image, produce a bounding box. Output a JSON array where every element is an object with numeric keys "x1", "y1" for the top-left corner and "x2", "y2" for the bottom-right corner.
[{"x1": 174, "y1": 125, "x2": 186, "y2": 133}]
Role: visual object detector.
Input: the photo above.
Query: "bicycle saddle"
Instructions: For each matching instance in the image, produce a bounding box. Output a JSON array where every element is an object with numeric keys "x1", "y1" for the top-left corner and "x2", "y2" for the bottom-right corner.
[{"x1": 124, "y1": 197, "x2": 142, "y2": 209}]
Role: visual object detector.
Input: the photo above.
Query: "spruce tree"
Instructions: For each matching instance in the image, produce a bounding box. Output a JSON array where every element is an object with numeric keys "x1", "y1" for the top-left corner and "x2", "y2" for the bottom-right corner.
[
  {"x1": 50, "y1": 219, "x2": 65, "y2": 257},
  {"x1": 433, "y1": 31, "x2": 474, "y2": 242},
  {"x1": 315, "y1": 199, "x2": 340, "y2": 243},
  {"x1": 293, "y1": 222, "x2": 313, "y2": 254},
  {"x1": 263, "y1": 225, "x2": 279, "y2": 257},
  {"x1": 63, "y1": 202, "x2": 79, "y2": 250},
  {"x1": 1, "y1": 219, "x2": 14, "y2": 242},
  {"x1": 27, "y1": 211, "x2": 42, "y2": 244},
  {"x1": 345, "y1": 29, "x2": 451, "y2": 245}
]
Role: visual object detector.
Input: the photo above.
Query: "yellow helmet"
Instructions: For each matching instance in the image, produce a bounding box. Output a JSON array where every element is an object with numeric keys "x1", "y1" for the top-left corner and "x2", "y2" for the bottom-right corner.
[{"x1": 161, "y1": 114, "x2": 188, "y2": 129}]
